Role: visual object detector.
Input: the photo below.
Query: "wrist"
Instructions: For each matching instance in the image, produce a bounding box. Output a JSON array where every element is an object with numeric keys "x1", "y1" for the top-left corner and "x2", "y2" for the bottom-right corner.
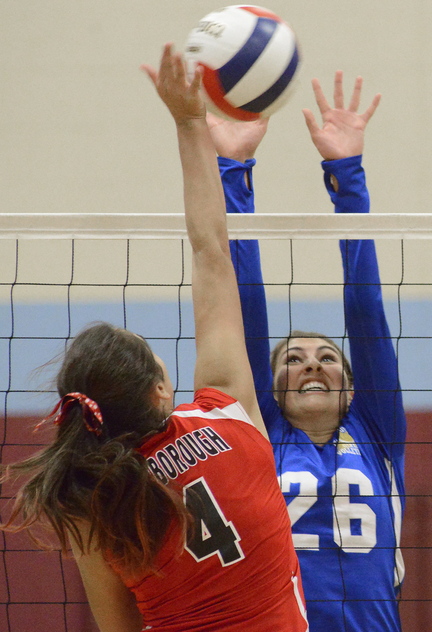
[
  {"x1": 218, "y1": 156, "x2": 256, "y2": 168},
  {"x1": 224, "y1": 152, "x2": 255, "y2": 163},
  {"x1": 322, "y1": 155, "x2": 362, "y2": 171},
  {"x1": 175, "y1": 114, "x2": 207, "y2": 130}
]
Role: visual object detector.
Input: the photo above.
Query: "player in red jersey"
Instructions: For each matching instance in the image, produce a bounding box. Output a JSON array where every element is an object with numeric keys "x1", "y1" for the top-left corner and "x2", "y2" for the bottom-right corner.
[{"x1": 0, "y1": 45, "x2": 308, "y2": 632}]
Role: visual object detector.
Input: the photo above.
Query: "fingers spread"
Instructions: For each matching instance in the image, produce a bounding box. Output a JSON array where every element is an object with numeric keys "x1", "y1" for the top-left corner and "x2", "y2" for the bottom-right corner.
[
  {"x1": 302, "y1": 108, "x2": 320, "y2": 135},
  {"x1": 348, "y1": 76, "x2": 363, "y2": 112},
  {"x1": 140, "y1": 64, "x2": 158, "y2": 87},
  {"x1": 173, "y1": 52, "x2": 186, "y2": 84},
  {"x1": 189, "y1": 64, "x2": 203, "y2": 94},
  {"x1": 159, "y1": 43, "x2": 175, "y2": 80},
  {"x1": 362, "y1": 93, "x2": 382, "y2": 123},
  {"x1": 333, "y1": 70, "x2": 344, "y2": 109},
  {"x1": 311, "y1": 78, "x2": 331, "y2": 116}
]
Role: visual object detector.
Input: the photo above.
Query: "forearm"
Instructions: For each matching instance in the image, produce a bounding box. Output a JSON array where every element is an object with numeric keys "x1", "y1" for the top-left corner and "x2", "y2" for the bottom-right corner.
[
  {"x1": 325, "y1": 155, "x2": 374, "y2": 293},
  {"x1": 177, "y1": 119, "x2": 228, "y2": 255},
  {"x1": 322, "y1": 156, "x2": 381, "y2": 310},
  {"x1": 325, "y1": 158, "x2": 387, "y2": 343}
]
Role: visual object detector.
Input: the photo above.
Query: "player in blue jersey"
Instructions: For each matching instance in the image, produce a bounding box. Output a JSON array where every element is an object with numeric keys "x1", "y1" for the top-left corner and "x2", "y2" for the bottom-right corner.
[{"x1": 208, "y1": 71, "x2": 406, "y2": 632}]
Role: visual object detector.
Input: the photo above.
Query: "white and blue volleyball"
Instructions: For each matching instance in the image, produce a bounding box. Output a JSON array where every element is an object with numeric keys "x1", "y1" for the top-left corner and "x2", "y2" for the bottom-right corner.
[{"x1": 184, "y1": 5, "x2": 300, "y2": 121}]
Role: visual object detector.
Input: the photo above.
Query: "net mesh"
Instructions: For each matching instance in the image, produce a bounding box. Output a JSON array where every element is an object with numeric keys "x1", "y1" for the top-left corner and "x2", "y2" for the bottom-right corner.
[{"x1": 1, "y1": 213, "x2": 431, "y2": 631}]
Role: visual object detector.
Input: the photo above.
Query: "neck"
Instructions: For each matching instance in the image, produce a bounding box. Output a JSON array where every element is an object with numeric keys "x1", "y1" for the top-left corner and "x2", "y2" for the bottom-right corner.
[
  {"x1": 288, "y1": 411, "x2": 340, "y2": 447},
  {"x1": 303, "y1": 426, "x2": 338, "y2": 446}
]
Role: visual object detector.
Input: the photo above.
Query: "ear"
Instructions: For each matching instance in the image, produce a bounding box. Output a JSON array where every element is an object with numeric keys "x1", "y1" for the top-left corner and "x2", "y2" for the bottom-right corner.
[
  {"x1": 152, "y1": 380, "x2": 172, "y2": 404},
  {"x1": 347, "y1": 390, "x2": 354, "y2": 407}
]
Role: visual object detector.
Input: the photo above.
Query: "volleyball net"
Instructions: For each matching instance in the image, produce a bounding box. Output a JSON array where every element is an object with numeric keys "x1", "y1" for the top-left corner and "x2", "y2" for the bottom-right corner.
[{"x1": 1, "y1": 212, "x2": 431, "y2": 632}]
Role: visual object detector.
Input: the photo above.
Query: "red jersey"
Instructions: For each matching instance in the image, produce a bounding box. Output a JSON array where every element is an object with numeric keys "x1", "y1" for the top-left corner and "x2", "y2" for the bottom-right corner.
[{"x1": 122, "y1": 388, "x2": 308, "y2": 631}]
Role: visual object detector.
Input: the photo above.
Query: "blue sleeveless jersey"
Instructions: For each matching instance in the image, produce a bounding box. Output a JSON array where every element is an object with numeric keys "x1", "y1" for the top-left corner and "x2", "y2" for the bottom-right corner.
[{"x1": 220, "y1": 154, "x2": 406, "y2": 632}]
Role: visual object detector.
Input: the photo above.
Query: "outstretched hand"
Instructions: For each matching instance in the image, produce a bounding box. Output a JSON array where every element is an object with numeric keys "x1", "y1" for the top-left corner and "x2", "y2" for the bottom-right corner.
[
  {"x1": 141, "y1": 43, "x2": 206, "y2": 126},
  {"x1": 206, "y1": 113, "x2": 269, "y2": 163},
  {"x1": 303, "y1": 70, "x2": 381, "y2": 160}
]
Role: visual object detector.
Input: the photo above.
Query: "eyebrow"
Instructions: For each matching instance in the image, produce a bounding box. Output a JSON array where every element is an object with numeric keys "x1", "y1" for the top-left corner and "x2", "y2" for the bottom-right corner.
[
  {"x1": 280, "y1": 345, "x2": 341, "y2": 360},
  {"x1": 287, "y1": 345, "x2": 338, "y2": 353}
]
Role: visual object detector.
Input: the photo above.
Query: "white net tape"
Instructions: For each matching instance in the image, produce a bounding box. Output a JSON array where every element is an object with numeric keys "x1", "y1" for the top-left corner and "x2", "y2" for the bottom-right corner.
[{"x1": 2, "y1": 213, "x2": 432, "y2": 240}]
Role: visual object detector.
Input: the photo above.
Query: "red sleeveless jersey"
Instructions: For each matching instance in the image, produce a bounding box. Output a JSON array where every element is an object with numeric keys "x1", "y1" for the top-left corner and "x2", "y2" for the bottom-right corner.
[{"x1": 121, "y1": 388, "x2": 308, "y2": 631}]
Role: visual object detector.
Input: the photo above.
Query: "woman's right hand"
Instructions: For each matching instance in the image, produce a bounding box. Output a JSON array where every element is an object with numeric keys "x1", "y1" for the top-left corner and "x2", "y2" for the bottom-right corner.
[{"x1": 141, "y1": 43, "x2": 206, "y2": 127}]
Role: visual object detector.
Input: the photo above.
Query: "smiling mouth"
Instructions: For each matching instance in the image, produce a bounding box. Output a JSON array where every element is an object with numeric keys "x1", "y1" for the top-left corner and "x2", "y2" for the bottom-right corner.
[{"x1": 298, "y1": 381, "x2": 329, "y2": 394}]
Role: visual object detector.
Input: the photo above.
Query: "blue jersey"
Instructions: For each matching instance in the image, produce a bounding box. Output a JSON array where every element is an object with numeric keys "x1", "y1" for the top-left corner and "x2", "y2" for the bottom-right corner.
[{"x1": 220, "y1": 155, "x2": 406, "y2": 632}]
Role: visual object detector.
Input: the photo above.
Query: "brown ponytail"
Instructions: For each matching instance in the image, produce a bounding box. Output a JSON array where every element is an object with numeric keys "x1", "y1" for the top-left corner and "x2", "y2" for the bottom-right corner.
[{"x1": 1, "y1": 323, "x2": 190, "y2": 576}]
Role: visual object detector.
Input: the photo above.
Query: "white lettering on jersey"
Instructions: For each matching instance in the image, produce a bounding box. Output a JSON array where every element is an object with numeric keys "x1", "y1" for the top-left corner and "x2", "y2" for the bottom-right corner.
[
  {"x1": 332, "y1": 468, "x2": 377, "y2": 553},
  {"x1": 280, "y1": 471, "x2": 319, "y2": 550},
  {"x1": 281, "y1": 468, "x2": 379, "y2": 553}
]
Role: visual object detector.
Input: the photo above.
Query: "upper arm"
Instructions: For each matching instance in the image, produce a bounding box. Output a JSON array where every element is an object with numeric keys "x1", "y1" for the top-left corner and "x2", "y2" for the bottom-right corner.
[
  {"x1": 192, "y1": 248, "x2": 268, "y2": 439},
  {"x1": 69, "y1": 525, "x2": 143, "y2": 632}
]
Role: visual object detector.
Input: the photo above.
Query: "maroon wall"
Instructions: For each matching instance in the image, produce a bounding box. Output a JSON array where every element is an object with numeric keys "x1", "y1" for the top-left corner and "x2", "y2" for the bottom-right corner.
[
  {"x1": 0, "y1": 415, "x2": 98, "y2": 632},
  {"x1": 1, "y1": 412, "x2": 431, "y2": 631},
  {"x1": 399, "y1": 411, "x2": 432, "y2": 631}
]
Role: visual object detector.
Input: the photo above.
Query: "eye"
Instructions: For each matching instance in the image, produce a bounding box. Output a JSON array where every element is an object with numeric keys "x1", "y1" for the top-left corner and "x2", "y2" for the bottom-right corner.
[
  {"x1": 321, "y1": 354, "x2": 338, "y2": 363},
  {"x1": 287, "y1": 355, "x2": 301, "y2": 364}
]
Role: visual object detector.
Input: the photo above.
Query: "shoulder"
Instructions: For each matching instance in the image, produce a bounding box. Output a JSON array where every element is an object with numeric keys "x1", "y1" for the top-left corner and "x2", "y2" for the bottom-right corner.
[
  {"x1": 173, "y1": 388, "x2": 254, "y2": 427},
  {"x1": 139, "y1": 389, "x2": 274, "y2": 480},
  {"x1": 261, "y1": 401, "x2": 293, "y2": 445},
  {"x1": 140, "y1": 388, "x2": 263, "y2": 457},
  {"x1": 342, "y1": 408, "x2": 380, "y2": 447}
]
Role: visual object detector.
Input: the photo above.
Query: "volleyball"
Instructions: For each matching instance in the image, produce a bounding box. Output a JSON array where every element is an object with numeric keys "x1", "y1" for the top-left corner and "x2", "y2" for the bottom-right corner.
[{"x1": 184, "y1": 5, "x2": 300, "y2": 121}]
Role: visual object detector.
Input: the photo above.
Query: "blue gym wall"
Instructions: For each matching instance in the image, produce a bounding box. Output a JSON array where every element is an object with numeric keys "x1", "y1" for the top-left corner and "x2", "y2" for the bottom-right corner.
[{"x1": 1, "y1": 298, "x2": 431, "y2": 414}]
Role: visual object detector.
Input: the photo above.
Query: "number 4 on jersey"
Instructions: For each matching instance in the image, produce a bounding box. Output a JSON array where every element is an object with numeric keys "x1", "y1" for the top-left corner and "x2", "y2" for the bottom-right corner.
[{"x1": 184, "y1": 477, "x2": 245, "y2": 566}]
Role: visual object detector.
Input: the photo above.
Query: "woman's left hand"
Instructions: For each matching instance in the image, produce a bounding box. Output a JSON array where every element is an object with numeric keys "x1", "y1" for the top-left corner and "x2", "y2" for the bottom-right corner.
[{"x1": 302, "y1": 70, "x2": 381, "y2": 160}]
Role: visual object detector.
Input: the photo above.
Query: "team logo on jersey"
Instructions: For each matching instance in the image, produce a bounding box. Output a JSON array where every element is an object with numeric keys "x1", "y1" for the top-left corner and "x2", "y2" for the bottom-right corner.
[{"x1": 335, "y1": 426, "x2": 361, "y2": 455}]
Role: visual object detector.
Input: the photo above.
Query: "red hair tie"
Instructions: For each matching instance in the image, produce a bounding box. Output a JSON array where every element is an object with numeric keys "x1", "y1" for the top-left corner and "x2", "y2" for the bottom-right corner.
[{"x1": 35, "y1": 392, "x2": 104, "y2": 436}]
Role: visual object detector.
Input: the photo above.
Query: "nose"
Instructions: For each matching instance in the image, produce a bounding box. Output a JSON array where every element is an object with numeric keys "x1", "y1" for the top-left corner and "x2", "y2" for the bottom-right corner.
[{"x1": 304, "y1": 357, "x2": 322, "y2": 372}]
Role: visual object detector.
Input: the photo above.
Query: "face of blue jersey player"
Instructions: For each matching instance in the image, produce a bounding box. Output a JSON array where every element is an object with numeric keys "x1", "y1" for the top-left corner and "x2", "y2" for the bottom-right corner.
[{"x1": 272, "y1": 336, "x2": 354, "y2": 444}]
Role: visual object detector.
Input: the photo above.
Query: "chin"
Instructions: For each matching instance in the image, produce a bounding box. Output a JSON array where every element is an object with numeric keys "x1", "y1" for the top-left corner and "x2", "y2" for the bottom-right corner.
[{"x1": 279, "y1": 392, "x2": 348, "y2": 419}]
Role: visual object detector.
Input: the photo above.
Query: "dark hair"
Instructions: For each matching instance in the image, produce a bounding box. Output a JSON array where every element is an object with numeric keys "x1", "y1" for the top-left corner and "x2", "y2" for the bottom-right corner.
[
  {"x1": 270, "y1": 329, "x2": 353, "y2": 389},
  {"x1": 1, "y1": 322, "x2": 189, "y2": 576}
]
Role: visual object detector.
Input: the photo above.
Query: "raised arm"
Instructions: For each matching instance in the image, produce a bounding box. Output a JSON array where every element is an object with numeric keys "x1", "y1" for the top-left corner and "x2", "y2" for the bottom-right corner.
[
  {"x1": 143, "y1": 45, "x2": 265, "y2": 435},
  {"x1": 305, "y1": 72, "x2": 405, "y2": 451},
  {"x1": 207, "y1": 115, "x2": 281, "y2": 427}
]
